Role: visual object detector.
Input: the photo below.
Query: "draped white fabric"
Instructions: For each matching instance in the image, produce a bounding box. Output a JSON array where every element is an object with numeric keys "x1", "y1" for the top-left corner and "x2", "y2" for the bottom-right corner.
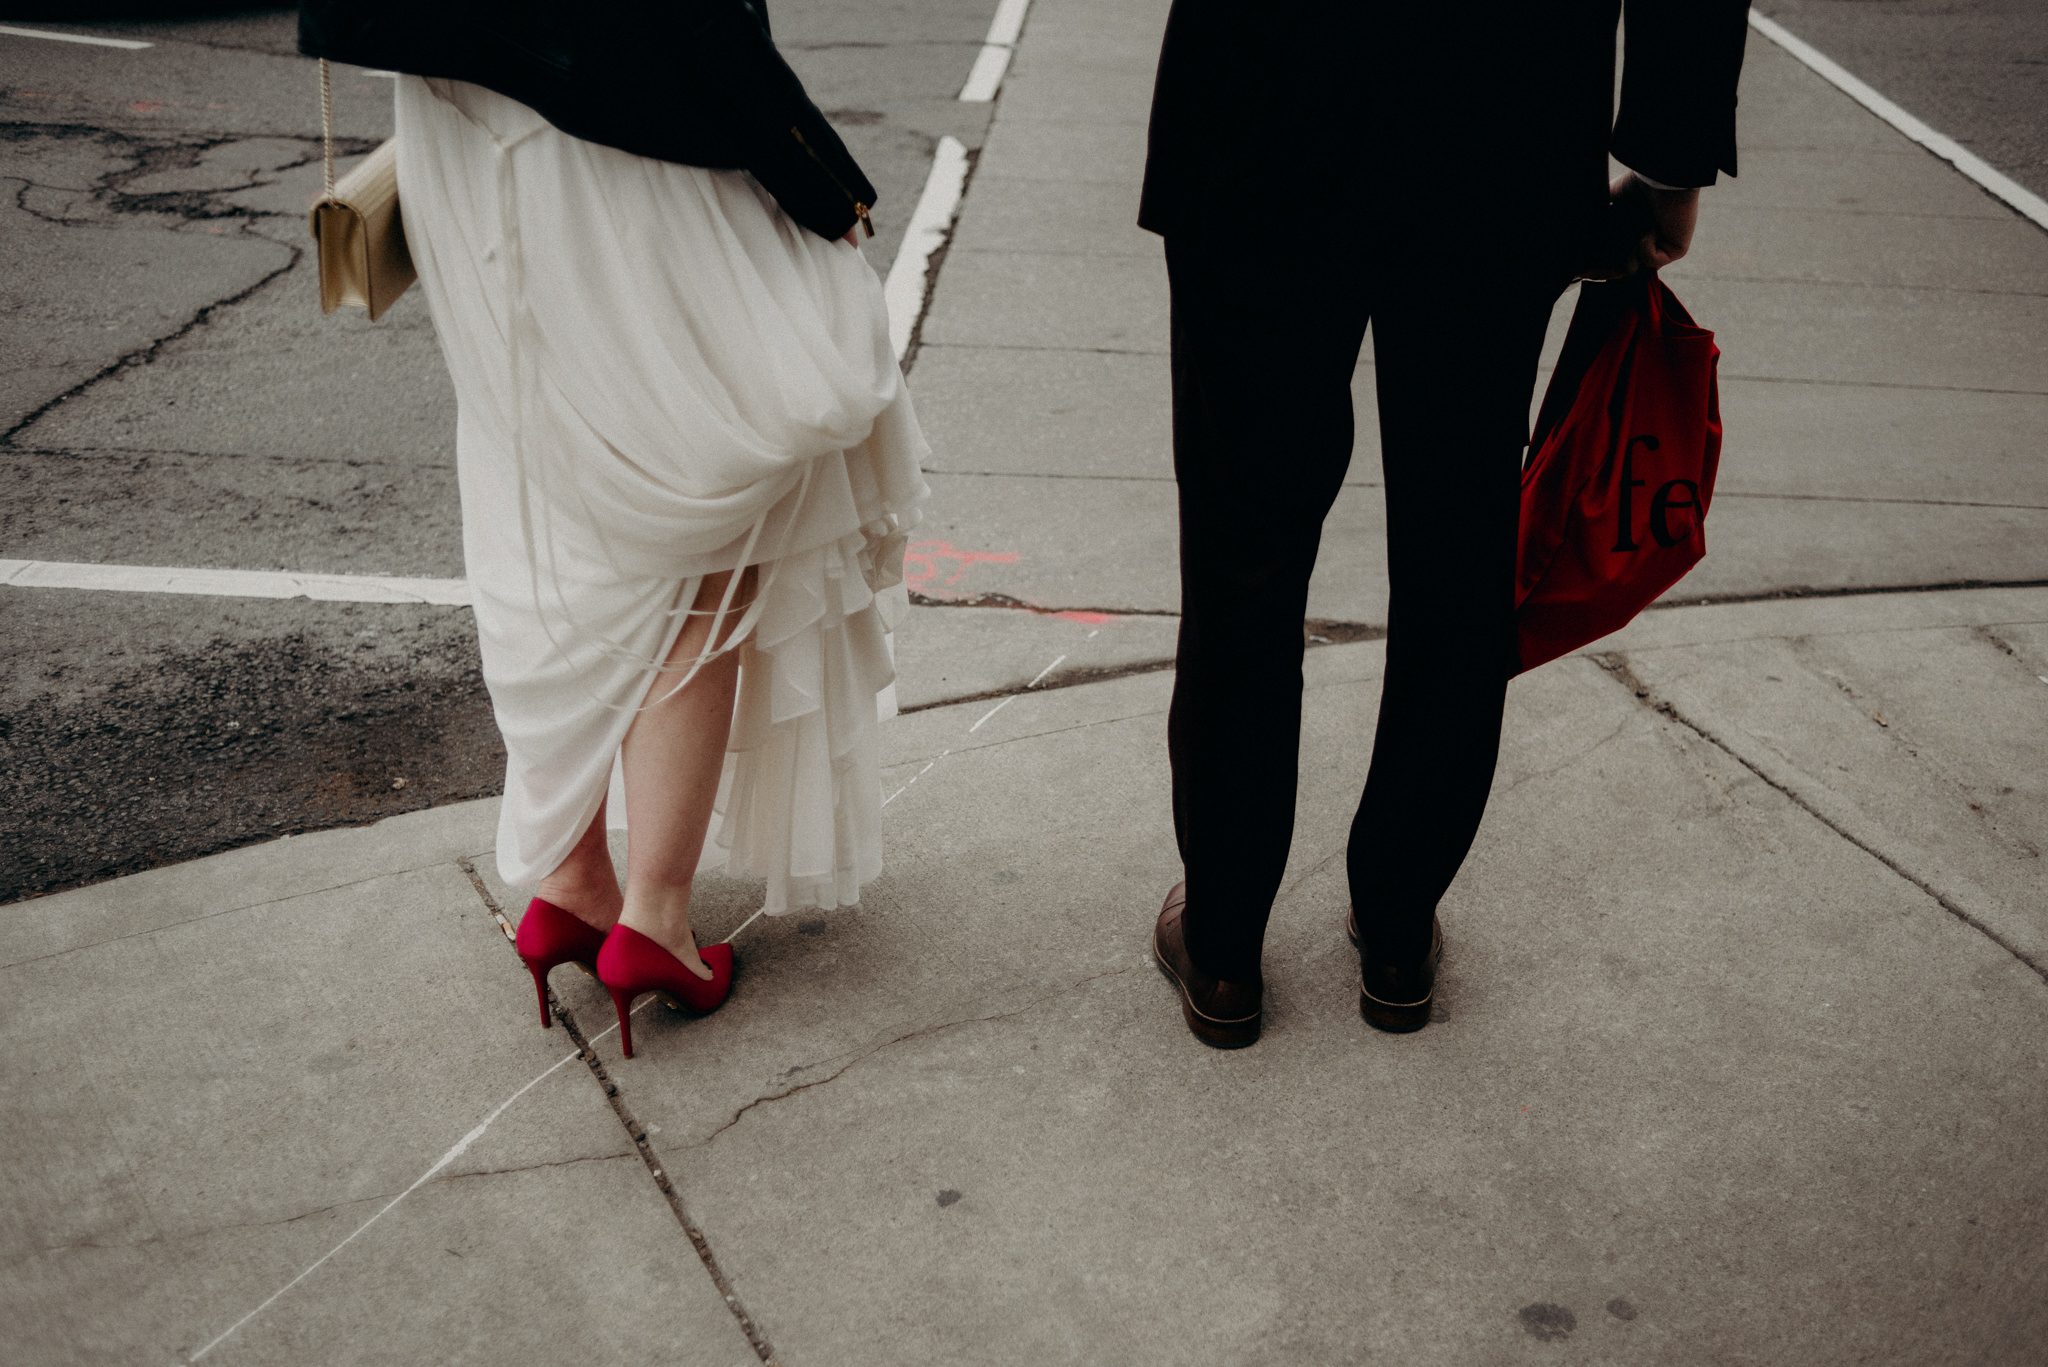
[{"x1": 394, "y1": 76, "x2": 929, "y2": 912}]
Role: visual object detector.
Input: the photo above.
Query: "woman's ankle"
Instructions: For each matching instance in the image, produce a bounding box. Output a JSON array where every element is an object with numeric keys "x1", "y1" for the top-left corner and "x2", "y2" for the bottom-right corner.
[
  {"x1": 617, "y1": 886, "x2": 712, "y2": 978},
  {"x1": 535, "y1": 864, "x2": 623, "y2": 932}
]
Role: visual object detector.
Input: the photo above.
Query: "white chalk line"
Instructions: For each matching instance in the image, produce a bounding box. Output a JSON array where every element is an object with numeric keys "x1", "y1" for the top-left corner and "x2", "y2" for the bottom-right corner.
[
  {"x1": 886, "y1": 637, "x2": 1069, "y2": 804},
  {"x1": 968, "y1": 695, "x2": 1015, "y2": 733},
  {"x1": 189, "y1": 1043, "x2": 584, "y2": 1361},
  {"x1": 883, "y1": 135, "x2": 970, "y2": 359},
  {"x1": 959, "y1": 0, "x2": 1030, "y2": 101},
  {"x1": 0, "y1": 24, "x2": 151, "y2": 49},
  {"x1": 0, "y1": 559, "x2": 472, "y2": 606},
  {"x1": 190, "y1": 965, "x2": 675, "y2": 1361},
  {"x1": 1748, "y1": 10, "x2": 2048, "y2": 233},
  {"x1": 721, "y1": 905, "x2": 771, "y2": 944},
  {"x1": 883, "y1": 749, "x2": 951, "y2": 807}
]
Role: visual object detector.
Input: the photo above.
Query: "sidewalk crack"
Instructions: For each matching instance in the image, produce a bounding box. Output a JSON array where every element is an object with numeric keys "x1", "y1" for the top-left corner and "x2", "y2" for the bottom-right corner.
[
  {"x1": 1592, "y1": 652, "x2": 2048, "y2": 986},
  {"x1": 696, "y1": 967, "x2": 1136, "y2": 1147},
  {"x1": 455, "y1": 859, "x2": 782, "y2": 1365}
]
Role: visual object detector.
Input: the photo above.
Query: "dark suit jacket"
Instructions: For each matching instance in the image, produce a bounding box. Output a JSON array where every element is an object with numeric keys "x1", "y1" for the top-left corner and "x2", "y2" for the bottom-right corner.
[
  {"x1": 1139, "y1": 0, "x2": 1748, "y2": 272},
  {"x1": 300, "y1": 0, "x2": 877, "y2": 241}
]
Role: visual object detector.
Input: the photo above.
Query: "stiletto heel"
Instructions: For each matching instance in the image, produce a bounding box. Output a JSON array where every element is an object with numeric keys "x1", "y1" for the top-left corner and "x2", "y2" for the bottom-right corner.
[
  {"x1": 596, "y1": 925, "x2": 734, "y2": 1058},
  {"x1": 607, "y1": 984, "x2": 638, "y2": 1058},
  {"x1": 514, "y1": 897, "x2": 609, "y2": 1028}
]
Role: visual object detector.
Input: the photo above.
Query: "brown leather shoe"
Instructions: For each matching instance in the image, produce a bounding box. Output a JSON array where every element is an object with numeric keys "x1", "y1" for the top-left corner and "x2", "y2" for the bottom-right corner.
[
  {"x1": 1153, "y1": 883, "x2": 1261, "y2": 1049},
  {"x1": 1350, "y1": 907, "x2": 1443, "y2": 1034}
]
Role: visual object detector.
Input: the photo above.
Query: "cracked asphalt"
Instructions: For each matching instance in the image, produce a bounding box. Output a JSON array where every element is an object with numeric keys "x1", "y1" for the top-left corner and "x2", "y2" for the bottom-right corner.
[{"x1": 0, "y1": 2, "x2": 998, "y2": 902}]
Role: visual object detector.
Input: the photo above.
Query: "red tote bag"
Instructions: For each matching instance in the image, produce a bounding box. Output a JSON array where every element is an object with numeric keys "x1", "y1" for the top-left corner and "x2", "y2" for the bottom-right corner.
[{"x1": 1513, "y1": 273, "x2": 1722, "y2": 674}]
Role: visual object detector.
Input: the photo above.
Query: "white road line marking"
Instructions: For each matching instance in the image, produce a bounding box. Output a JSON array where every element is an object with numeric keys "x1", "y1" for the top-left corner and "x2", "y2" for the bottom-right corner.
[
  {"x1": 190, "y1": 1045, "x2": 583, "y2": 1360},
  {"x1": 883, "y1": 135, "x2": 970, "y2": 359},
  {"x1": 958, "y1": 0, "x2": 1031, "y2": 102},
  {"x1": 983, "y1": 0, "x2": 1031, "y2": 48},
  {"x1": 1026, "y1": 654, "x2": 1066, "y2": 688},
  {"x1": 968, "y1": 695, "x2": 1015, "y2": 732},
  {"x1": 0, "y1": 24, "x2": 152, "y2": 49},
  {"x1": 1748, "y1": 9, "x2": 2048, "y2": 233},
  {"x1": 0, "y1": 559, "x2": 471, "y2": 606}
]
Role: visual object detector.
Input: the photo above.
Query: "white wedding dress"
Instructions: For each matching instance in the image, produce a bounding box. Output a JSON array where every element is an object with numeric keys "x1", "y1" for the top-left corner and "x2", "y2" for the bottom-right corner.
[{"x1": 394, "y1": 76, "x2": 929, "y2": 913}]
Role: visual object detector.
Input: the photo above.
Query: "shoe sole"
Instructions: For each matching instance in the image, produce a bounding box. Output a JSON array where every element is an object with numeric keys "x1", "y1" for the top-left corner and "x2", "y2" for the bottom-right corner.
[
  {"x1": 1351, "y1": 912, "x2": 1441, "y2": 1035},
  {"x1": 1152, "y1": 929, "x2": 1260, "y2": 1049},
  {"x1": 1359, "y1": 985, "x2": 1432, "y2": 1034}
]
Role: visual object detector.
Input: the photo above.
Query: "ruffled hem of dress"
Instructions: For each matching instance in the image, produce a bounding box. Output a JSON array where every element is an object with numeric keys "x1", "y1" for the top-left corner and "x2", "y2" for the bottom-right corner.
[{"x1": 703, "y1": 498, "x2": 921, "y2": 914}]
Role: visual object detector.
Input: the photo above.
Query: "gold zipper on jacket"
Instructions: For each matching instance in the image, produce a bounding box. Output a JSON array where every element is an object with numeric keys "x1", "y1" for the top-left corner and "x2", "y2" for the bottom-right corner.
[{"x1": 790, "y1": 125, "x2": 874, "y2": 236}]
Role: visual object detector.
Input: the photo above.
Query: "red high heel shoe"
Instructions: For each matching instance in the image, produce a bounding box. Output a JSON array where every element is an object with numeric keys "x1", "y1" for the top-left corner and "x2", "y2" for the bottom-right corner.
[
  {"x1": 515, "y1": 897, "x2": 609, "y2": 1029},
  {"x1": 595, "y1": 925, "x2": 733, "y2": 1058}
]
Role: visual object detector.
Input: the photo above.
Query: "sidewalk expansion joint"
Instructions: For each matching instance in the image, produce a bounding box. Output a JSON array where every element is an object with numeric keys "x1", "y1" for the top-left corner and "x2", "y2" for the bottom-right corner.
[
  {"x1": 455, "y1": 859, "x2": 782, "y2": 1366},
  {"x1": 908, "y1": 589, "x2": 1178, "y2": 617},
  {"x1": 1645, "y1": 576, "x2": 2048, "y2": 612},
  {"x1": 897, "y1": 657, "x2": 1173, "y2": 714},
  {"x1": 895, "y1": 618, "x2": 1384, "y2": 717},
  {"x1": 696, "y1": 966, "x2": 1136, "y2": 1148},
  {"x1": 1718, "y1": 371, "x2": 2048, "y2": 398},
  {"x1": 1591, "y1": 655, "x2": 2048, "y2": 988}
]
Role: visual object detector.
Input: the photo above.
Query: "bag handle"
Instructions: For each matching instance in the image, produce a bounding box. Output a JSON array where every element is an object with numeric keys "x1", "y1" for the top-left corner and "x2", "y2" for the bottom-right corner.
[{"x1": 318, "y1": 57, "x2": 335, "y2": 201}]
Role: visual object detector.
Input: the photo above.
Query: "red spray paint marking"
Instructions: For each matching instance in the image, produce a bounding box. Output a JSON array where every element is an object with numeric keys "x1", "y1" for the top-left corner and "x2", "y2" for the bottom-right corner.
[
  {"x1": 1052, "y1": 610, "x2": 1117, "y2": 625},
  {"x1": 901, "y1": 540, "x2": 1020, "y2": 595}
]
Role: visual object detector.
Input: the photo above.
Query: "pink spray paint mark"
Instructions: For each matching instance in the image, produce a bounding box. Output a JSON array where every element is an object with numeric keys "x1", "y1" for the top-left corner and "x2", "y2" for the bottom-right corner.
[
  {"x1": 1051, "y1": 610, "x2": 1117, "y2": 625},
  {"x1": 902, "y1": 540, "x2": 1020, "y2": 596}
]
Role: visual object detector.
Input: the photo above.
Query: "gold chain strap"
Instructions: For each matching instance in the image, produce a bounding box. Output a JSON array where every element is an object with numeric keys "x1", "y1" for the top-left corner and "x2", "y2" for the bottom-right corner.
[{"x1": 319, "y1": 57, "x2": 335, "y2": 199}]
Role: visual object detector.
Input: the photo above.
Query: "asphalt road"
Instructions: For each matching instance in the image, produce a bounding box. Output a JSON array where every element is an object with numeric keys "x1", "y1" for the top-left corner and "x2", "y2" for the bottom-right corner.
[
  {"x1": 1754, "y1": 0, "x2": 2048, "y2": 199},
  {"x1": 3, "y1": 2, "x2": 2043, "y2": 903}
]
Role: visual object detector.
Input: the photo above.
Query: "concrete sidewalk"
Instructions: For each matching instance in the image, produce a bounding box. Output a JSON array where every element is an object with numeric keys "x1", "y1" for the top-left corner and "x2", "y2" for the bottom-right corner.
[{"x1": 8, "y1": 1, "x2": 2048, "y2": 1363}]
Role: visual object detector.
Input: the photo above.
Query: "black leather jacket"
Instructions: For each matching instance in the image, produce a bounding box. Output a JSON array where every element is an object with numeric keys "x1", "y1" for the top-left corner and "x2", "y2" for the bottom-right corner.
[{"x1": 299, "y1": 0, "x2": 877, "y2": 241}]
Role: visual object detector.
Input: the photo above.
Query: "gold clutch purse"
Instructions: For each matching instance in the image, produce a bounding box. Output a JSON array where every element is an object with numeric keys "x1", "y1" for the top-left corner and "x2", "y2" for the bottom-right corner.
[{"x1": 310, "y1": 58, "x2": 416, "y2": 321}]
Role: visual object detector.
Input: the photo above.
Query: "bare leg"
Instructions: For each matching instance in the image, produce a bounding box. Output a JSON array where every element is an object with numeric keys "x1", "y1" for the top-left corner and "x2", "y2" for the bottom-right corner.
[
  {"x1": 615, "y1": 569, "x2": 752, "y2": 981},
  {"x1": 533, "y1": 799, "x2": 624, "y2": 933}
]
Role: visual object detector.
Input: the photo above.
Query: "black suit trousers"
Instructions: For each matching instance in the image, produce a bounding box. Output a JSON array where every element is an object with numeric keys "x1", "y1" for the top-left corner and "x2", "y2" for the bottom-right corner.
[{"x1": 1165, "y1": 239, "x2": 1562, "y2": 978}]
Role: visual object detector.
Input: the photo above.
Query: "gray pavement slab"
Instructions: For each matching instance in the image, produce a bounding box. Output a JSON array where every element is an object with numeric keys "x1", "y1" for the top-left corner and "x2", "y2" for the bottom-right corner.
[
  {"x1": 914, "y1": 344, "x2": 1173, "y2": 479},
  {"x1": 1673, "y1": 276, "x2": 2048, "y2": 393},
  {"x1": 996, "y1": 35, "x2": 1156, "y2": 128},
  {"x1": 908, "y1": 471, "x2": 1390, "y2": 623},
  {"x1": 1682, "y1": 494, "x2": 2048, "y2": 597},
  {"x1": 1710, "y1": 378, "x2": 2048, "y2": 504},
  {"x1": 1688, "y1": 202, "x2": 2048, "y2": 293},
  {"x1": 2, "y1": 828, "x2": 757, "y2": 1365},
  {"x1": 945, "y1": 174, "x2": 1155, "y2": 257},
  {"x1": 919, "y1": 247, "x2": 1170, "y2": 353},
  {"x1": 971, "y1": 114, "x2": 1150, "y2": 186},
  {"x1": 590, "y1": 607, "x2": 2048, "y2": 1365},
  {"x1": 891, "y1": 602, "x2": 1180, "y2": 710},
  {"x1": 1605, "y1": 587, "x2": 2048, "y2": 968}
]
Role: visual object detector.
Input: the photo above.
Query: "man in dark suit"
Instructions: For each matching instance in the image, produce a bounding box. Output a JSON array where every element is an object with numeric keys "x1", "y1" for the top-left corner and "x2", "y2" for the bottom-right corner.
[{"x1": 1143, "y1": 1, "x2": 1750, "y2": 1047}]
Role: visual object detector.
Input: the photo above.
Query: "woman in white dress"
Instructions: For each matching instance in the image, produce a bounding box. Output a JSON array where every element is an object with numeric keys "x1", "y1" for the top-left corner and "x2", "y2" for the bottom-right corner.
[{"x1": 302, "y1": 1, "x2": 929, "y2": 1055}]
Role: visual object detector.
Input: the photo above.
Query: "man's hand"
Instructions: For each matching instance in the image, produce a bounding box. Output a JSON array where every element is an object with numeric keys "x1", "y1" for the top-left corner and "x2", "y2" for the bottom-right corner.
[{"x1": 1583, "y1": 172, "x2": 1700, "y2": 280}]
